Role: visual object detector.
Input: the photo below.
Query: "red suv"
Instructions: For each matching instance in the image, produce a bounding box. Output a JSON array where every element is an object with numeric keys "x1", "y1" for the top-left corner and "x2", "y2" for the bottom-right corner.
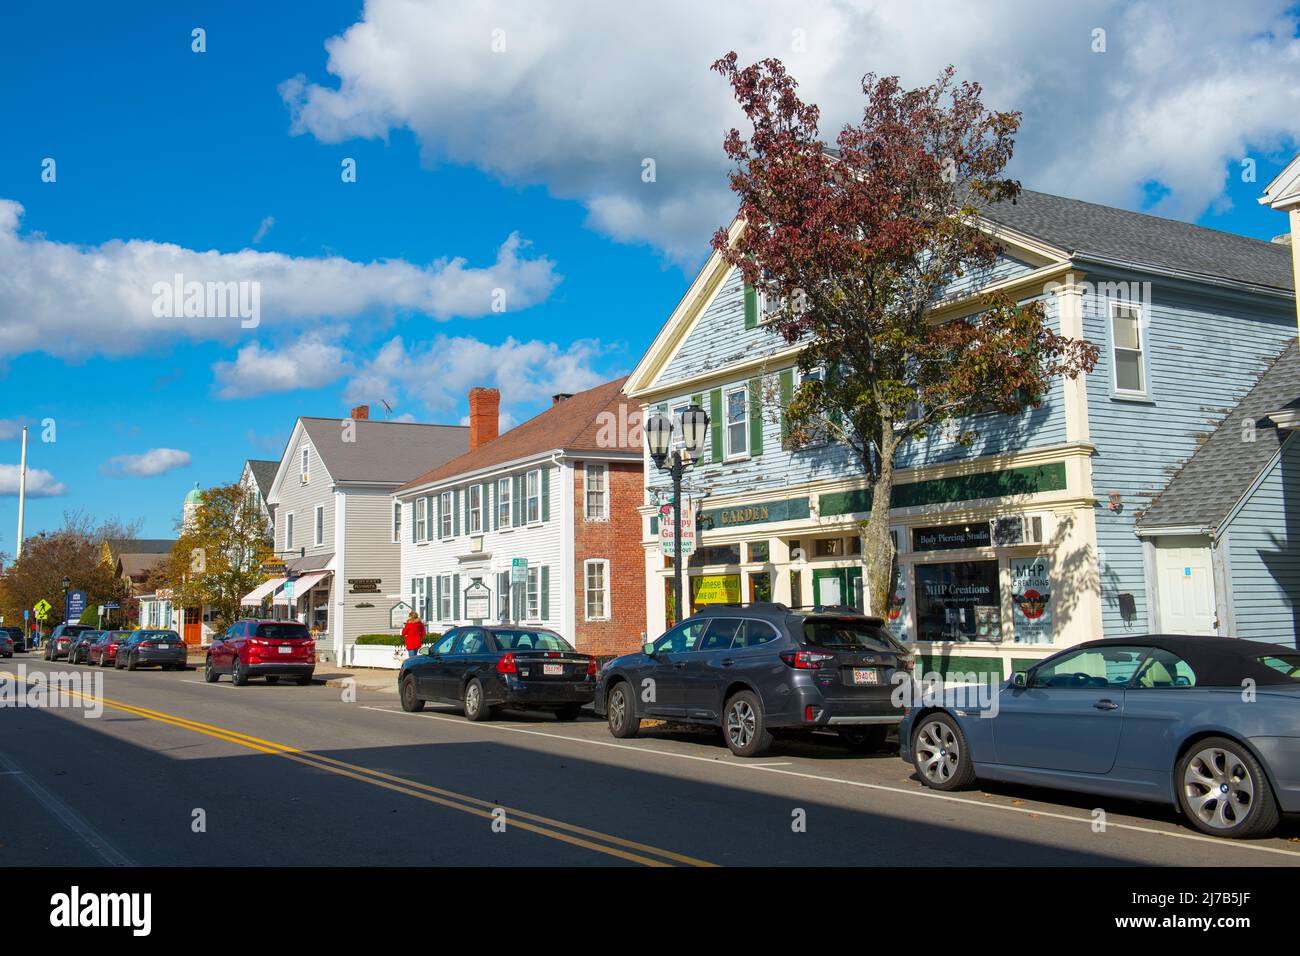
[{"x1": 205, "y1": 619, "x2": 315, "y2": 686}]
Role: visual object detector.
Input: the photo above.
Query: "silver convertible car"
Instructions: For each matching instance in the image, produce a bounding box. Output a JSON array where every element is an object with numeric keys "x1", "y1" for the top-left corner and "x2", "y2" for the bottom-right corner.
[{"x1": 899, "y1": 635, "x2": 1300, "y2": 839}]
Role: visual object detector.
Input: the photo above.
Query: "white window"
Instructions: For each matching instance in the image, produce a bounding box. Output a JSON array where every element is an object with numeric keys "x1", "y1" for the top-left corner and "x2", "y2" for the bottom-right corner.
[
  {"x1": 1111, "y1": 302, "x2": 1146, "y2": 395},
  {"x1": 300, "y1": 447, "x2": 309, "y2": 478},
  {"x1": 797, "y1": 367, "x2": 828, "y2": 445},
  {"x1": 439, "y1": 491, "x2": 453, "y2": 538},
  {"x1": 415, "y1": 496, "x2": 427, "y2": 542},
  {"x1": 285, "y1": 512, "x2": 294, "y2": 551},
  {"x1": 497, "y1": 477, "x2": 512, "y2": 528},
  {"x1": 526, "y1": 470, "x2": 541, "y2": 523},
  {"x1": 756, "y1": 289, "x2": 783, "y2": 325},
  {"x1": 468, "y1": 485, "x2": 482, "y2": 533},
  {"x1": 392, "y1": 502, "x2": 401, "y2": 543},
  {"x1": 411, "y1": 578, "x2": 425, "y2": 620},
  {"x1": 671, "y1": 403, "x2": 689, "y2": 451},
  {"x1": 584, "y1": 559, "x2": 610, "y2": 620},
  {"x1": 526, "y1": 567, "x2": 541, "y2": 620},
  {"x1": 725, "y1": 385, "x2": 749, "y2": 458},
  {"x1": 584, "y1": 464, "x2": 607, "y2": 520},
  {"x1": 314, "y1": 505, "x2": 324, "y2": 546},
  {"x1": 438, "y1": 574, "x2": 453, "y2": 621}
]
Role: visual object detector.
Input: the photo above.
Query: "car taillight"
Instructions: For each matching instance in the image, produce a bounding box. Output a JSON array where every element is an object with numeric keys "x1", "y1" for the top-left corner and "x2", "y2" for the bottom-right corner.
[
  {"x1": 140, "y1": 642, "x2": 155, "y2": 648},
  {"x1": 586, "y1": 656, "x2": 597, "y2": 676},
  {"x1": 780, "y1": 650, "x2": 835, "y2": 669},
  {"x1": 497, "y1": 653, "x2": 517, "y2": 674}
]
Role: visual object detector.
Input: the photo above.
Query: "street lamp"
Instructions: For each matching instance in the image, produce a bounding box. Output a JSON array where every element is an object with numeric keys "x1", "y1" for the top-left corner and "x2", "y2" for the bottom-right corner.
[
  {"x1": 61, "y1": 575, "x2": 70, "y2": 625},
  {"x1": 647, "y1": 404, "x2": 710, "y2": 626}
]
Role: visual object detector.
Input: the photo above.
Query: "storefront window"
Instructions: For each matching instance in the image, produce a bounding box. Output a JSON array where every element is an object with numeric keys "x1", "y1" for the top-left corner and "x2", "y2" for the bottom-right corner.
[
  {"x1": 747, "y1": 541, "x2": 770, "y2": 563},
  {"x1": 689, "y1": 544, "x2": 741, "y2": 567},
  {"x1": 915, "y1": 560, "x2": 1001, "y2": 642},
  {"x1": 691, "y1": 573, "x2": 740, "y2": 612},
  {"x1": 790, "y1": 569, "x2": 803, "y2": 608},
  {"x1": 749, "y1": 571, "x2": 772, "y2": 602}
]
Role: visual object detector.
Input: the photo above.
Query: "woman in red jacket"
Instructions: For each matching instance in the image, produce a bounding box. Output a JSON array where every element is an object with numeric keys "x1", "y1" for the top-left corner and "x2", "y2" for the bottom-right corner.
[{"x1": 401, "y1": 611, "x2": 426, "y2": 658}]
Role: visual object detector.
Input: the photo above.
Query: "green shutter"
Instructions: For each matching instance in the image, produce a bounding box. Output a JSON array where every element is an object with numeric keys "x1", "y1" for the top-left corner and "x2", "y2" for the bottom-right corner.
[
  {"x1": 513, "y1": 475, "x2": 523, "y2": 525},
  {"x1": 491, "y1": 481, "x2": 499, "y2": 530},
  {"x1": 435, "y1": 576, "x2": 444, "y2": 621},
  {"x1": 540, "y1": 566, "x2": 550, "y2": 621},
  {"x1": 426, "y1": 497, "x2": 434, "y2": 538},
  {"x1": 434, "y1": 495, "x2": 442, "y2": 540},
  {"x1": 411, "y1": 501, "x2": 418, "y2": 543},
  {"x1": 453, "y1": 489, "x2": 461, "y2": 536},
  {"x1": 453, "y1": 574, "x2": 461, "y2": 619},
  {"x1": 744, "y1": 283, "x2": 757, "y2": 329},
  {"x1": 481, "y1": 482, "x2": 490, "y2": 532},
  {"x1": 779, "y1": 368, "x2": 795, "y2": 447},
  {"x1": 710, "y1": 389, "x2": 723, "y2": 461},
  {"x1": 541, "y1": 468, "x2": 550, "y2": 522},
  {"x1": 424, "y1": 575, "x2": 432, "y2": 621},
  {"x1": 748, "y1": 376, "x2": 763, "y2": 456}
]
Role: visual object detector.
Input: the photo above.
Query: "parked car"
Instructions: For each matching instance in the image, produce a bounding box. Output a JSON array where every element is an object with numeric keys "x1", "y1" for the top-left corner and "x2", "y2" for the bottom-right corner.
[
  {"x1": 44, "y1": 623, "x2": 95, "y2": 661},
  {"x1": 594, "y1": 603, "x2": 912, "y2": 757},
  {"x1": 0, "y1": 626, "x2": 26, "y2": 652},
  {"x1": 67, "y1": 630, "x2": 102, "y2": 665},
  {"x1": 399, "y1": 625, "x2": 596, "y2": 721},
  {"x1": 115, "y1": 629, "x2": 187, "y2": 671},
  {"x1": 90, "y1": 630, "x2": 131, "y2": 667},
  {"x1": 205, "y1": 619, "x2": 315, "y2": 685},
  {"x1": 900, "y1": 634, "x2": 1300, "y2": 839},
  {"x1": 0, "y1": 631, "x2": 13, "y2": 658}
]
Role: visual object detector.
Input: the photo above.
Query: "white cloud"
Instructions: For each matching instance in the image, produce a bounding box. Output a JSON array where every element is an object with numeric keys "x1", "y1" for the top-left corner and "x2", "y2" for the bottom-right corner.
[
  {"x1": 0, "y1": 465, "x2": 66, "y2": 497},
  {"x1": 341, "y1": 334, "x2": 612, "y2": 420},
  {"x1": 252, "y1": 216, "x2": 276, "y2": 244},
  {"x1": 213, "y1": 330, "x2": 351, "y2": 398},
  {"x1": 0, "y1": 200, "x2": 562, "y2": 360},
  {"x1": 281, "y1": 0, "x2": 1300, "y2": 261},
  {"x1": 0, "y1": 419, "x2": 23, "y2": 441},
  {"x1": 101, "y1": 448, "x2": 192, "y2": 478}
]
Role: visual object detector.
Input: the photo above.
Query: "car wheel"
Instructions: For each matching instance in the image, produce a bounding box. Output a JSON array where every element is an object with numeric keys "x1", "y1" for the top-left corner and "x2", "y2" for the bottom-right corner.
[
  {"x1": 1177, "y1": 737, "x2": 1280, "y2": 838},
  {"x1": 606, "y1": 681, "x2": 640, "y2": 739},
  {"x1": 723, "y1": 690, "x2": 774, "y2": 758},
  {"x1": 400, "y1": 675, "x2": 425, "y2": 712},
  {"x1": 912, "y1": 714, "x2": 976, "y2": 791},
  {"x1": 203, "y1": 656, "x2": 218, "y2": 683},
  {"x1": 463, "y1": 679, "x2": 491, "y2": 721},
  {"x1": 231, "y1": 656, "x2": 248, "y2": 686},
  {"x1": 126, "y1": 653, "x2": 138, "y2": 672},
  {"x1": 838, "y1": 725, "x2": 889, "y2": 754},
  {"x1": 265, "y1": 676, "x2": 280, "y2": 686},
  {"x1": 555, "y1": 704, "x2": 583, "y2": 722}
]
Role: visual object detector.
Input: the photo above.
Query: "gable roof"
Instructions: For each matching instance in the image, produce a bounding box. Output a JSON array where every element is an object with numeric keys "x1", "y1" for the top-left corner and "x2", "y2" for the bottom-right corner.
[
  {"x1": 245, "y1": 459, "x2": 279, "y2": 497},
  {"x1": 106, "y1": 538, "x2": 176, "y2": 557},
  {"x1": 118, "y1": 552, "x2": 169, "y2": 578},
  {"x1": 983, "y1": 189, "x2": 1295, "y2": 293},
  {"x1": 296, "y1": 418, "x2": 469, "y2": 486},
  {"x1": 398, "y1": 377, "x2": 633, "y2": 492},
  {"x1": 1261, "y1": 154, "x2": 1300, "y2": 211},
  {"x1": 1138, "y1": 339, "x2": 1300, "y2": 533}
]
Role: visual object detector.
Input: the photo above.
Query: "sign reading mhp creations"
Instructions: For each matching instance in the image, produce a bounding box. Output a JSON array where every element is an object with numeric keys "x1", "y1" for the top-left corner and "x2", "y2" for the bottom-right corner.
[
  {"x1": 1010, "y1": 556, "x2": 1052, "y2": 644},
  {"x1": 658, "y1": 497, "x2": 696, "y2": 557}
]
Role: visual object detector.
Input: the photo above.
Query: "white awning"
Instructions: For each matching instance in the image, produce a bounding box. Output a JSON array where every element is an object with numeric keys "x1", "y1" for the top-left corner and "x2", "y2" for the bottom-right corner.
[
  {"x1": 241, "y1": 577, "x2": 285, "y2": 606},
  {"x1": 273, "y1": 570, "x2": 332, "y2": 606}
]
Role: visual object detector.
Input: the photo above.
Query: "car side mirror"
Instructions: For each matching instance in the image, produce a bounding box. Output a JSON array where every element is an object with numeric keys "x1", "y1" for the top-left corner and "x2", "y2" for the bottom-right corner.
[
  {"x1": 1010, "y1": 671, "x2": 1028, "y2": 688},
  {"x1": 642, "y1": 643, "x2": 656, "y2": 657}
]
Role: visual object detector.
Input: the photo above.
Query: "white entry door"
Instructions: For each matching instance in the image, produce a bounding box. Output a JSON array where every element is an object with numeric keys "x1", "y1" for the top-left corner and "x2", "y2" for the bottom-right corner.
[{"x1": 1154, "y1": 536, "x2": 1217, "y2": 634}]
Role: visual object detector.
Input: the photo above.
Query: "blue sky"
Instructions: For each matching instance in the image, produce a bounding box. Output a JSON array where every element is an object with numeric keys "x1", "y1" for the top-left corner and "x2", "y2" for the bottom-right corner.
[{"x1": 1, "y1": 0, "x2": 1298, "y2": 545}]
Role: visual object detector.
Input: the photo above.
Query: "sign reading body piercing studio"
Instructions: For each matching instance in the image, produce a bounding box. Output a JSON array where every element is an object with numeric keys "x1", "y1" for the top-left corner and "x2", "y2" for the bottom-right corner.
[{"x1": 1010, "y1": 556, "x2": 1053, "y2": 644}]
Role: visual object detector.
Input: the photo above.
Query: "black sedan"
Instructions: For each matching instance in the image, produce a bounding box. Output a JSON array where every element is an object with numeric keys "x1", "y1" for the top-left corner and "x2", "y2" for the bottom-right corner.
[
  {"x1": 399, "y1": 625, "x2": 595, "y2": 721},
  {"x1": 115, "y1": 630, "x2": 188, "y2": 670}
]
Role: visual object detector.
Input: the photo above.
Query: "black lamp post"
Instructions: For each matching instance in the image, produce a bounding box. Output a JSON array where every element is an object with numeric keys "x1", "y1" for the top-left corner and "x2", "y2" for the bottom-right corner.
[
  {"x1": 61, "y1": 575, "x2": 70, "y2": 623},
  {"x1": 646, "y1": 404, "x2": 710, "y2": 625}
]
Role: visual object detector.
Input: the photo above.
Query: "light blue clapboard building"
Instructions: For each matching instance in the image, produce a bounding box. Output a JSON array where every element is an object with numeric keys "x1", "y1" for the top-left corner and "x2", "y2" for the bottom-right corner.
[{"x1": 624, "y1": 191, "x2": 1298, "y2": 679}]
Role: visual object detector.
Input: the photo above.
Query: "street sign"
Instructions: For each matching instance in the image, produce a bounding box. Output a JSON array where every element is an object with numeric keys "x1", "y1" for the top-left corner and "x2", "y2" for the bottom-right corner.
[
  {"x1": 659, "y1": 497, "x2": 696, "y2": 557},
  {"x1": 463, "y1": 580, "x2": 491, "y2": 621},
  {"x1": 283, "y1": 579, "x2": 296, "y2": 604},
  {"x1": 33, "y1": 598, "x2": 51, "y2": 620},
  {"x1": 65, "y1": 589, "x2": 87, "y2": 622},
  {"x1": 511, "y1": 557, "x2": 528, "y2": 584},
  {"x1": 102, "y1": 602, "x2": 120, "y2": 610}
]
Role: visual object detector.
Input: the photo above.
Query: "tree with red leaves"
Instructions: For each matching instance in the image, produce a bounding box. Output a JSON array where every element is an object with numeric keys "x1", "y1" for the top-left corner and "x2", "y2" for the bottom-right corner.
[{"x1": 711, "y1": 53, "x2": 1098, "y2": 616}]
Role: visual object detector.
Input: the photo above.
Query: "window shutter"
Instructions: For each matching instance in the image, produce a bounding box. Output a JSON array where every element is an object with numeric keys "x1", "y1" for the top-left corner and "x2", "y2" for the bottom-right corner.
[
  {"x1": 779, "y1": 368, "x2": 795, "y2": 448},
  {"x1": 744, "y1": 283, "x2": 757, "y2": 329},
  {"x1": 541, "y1": 467, "x2": 550, "y2": 522},
  {"x1": 491, "y1": 482, "x2": 499, "y2": 530},
  {"x1": 410, "y1": 578, "x2": 418, "y2": 616},
  {"x1": 513, "y1": 475, "x2": 523, "y2": 525},
  {"x1": 453, "y1": 489, "x2": 461, "y2": 536},
  {"x1": 481, "y1": 482, "x2": 489, "y2": 532},
  {"x1": 434, "y1": 495, "x2": 442, "y2": 540},
  {"x1": 426, "y1": 497, "x2": 433, "y2": 538},
  {"x1": 709, "y1": 389, "x2": 723, "y2": 461},
  {"x1": 497, "y1": 571, "x2": 509, "y2": 620},
  {"x1": 748, "y1": 376, "x2": 763, "y2": 456},
  {"x1": 435, "y1": 576, "x2": 444, "y2": 621},
  {"x1": 411, "y1": 501, "x2": 417, "y2": 543},
  {"x1": 452, "y1": 574, "x2": 461, "y2": 619},
  {"x1": 424, "y1": 575, "x2": 432, "y2": 621},
  {"x1": 540, "y1": 566, "x2": 550, "y2": 620}
]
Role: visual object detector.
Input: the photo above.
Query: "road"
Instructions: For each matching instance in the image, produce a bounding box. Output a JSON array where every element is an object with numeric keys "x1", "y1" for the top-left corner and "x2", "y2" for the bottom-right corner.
[{"x1": 4, "y1": 655, "x2": 1300, "y2": 867}]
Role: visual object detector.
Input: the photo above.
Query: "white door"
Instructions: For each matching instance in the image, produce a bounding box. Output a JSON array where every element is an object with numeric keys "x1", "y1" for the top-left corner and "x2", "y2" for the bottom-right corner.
[{"x1": 1154, "y1": 536, "x2": 1217, "y2": 634}]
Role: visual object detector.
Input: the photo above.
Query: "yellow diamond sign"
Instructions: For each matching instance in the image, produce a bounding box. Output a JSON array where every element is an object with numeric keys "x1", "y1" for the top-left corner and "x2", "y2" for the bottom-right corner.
[{"x1": 33, "y1": 599, "x2": 51, "y2": 619}]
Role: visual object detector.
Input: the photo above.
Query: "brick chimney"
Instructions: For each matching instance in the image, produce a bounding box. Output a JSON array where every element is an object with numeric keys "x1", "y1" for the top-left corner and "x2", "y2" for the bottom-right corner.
[
  {"x1": 350, "y1": 404, "x2": 369, "y2": 421},
  {"x1": 468, "y1": 387, "x2": 500, "y2": 449}
]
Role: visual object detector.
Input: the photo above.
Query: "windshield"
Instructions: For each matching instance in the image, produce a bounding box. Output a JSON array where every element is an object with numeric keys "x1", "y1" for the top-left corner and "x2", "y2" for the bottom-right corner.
[
  {"x1": 492, "y1": 630, "x2": 574, "y2": 652},
  {"x1": 255, "y1": 623, "x2": 311, "y2": 640},
  {"x1": 802, "y1": 618, "x2": 902, "y2": 653}
]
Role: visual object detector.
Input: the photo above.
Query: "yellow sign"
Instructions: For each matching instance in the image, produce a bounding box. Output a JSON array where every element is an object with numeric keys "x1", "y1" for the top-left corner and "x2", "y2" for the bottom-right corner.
[
  {"x1": 691, "y1": 574, "x2": 740, "y2": 607},
  {"x1": 33, "y1": 599, "x2": 51, "y2": 619}
]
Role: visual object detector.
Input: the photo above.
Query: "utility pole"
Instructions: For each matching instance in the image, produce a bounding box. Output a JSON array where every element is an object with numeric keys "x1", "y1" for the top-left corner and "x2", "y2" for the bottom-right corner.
[{"x1": 15, "y1": 426, "x2": 27, "y2": 561}]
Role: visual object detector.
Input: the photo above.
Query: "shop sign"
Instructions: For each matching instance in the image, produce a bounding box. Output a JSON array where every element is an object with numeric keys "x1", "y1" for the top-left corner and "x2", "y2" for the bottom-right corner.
[
  {"x1": 1010, "y1": 556, "x2": 1052, "y2": 644},
  {"x1": 659, "y1": 497, "x2": 696, "y2": 557},
  {"x1": 912, "y1": 523, "x2": 992, "y2": 552},
  {"x1": 261, "y1": 561, "x2": 288, "y2": 576},
  {"x1": 463, "y1": 580, "x2": 491, "y2": 621},
  {"x1": 348, "y1": 578, "x2": 381, "y2": 594},
  {"x1": 691, "y1": 574, "x2": 740, "y2": 607},
  {"x1": 697, "y1": 496, "x2": 810, "y2": 530},
  {"x1": 886, "y1": 565, "x2": 909, "y2": 642}
]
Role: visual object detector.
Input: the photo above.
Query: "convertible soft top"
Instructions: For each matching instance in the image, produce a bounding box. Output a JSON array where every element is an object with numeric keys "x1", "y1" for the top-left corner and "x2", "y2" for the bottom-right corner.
[{"x1": 1074, "y1": 634, "x2": 1300, "y2": 688}]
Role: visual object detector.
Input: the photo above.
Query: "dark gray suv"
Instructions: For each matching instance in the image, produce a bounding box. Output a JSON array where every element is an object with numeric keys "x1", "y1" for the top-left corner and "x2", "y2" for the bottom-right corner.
[{"x1": 594, "y1": 603, "x2": 913, "y2": 757}]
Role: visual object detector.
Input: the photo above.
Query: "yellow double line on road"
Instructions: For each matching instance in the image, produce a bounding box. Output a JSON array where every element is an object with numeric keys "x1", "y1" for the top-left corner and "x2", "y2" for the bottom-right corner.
[{"x1": 3, "y1": 671, "x2": 715, "y2": 867}]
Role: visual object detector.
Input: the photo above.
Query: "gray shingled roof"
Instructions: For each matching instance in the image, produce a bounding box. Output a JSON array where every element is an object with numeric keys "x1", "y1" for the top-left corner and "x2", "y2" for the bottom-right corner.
[
  {"x1": 106, "y1": 538, "x2": 176, "y2": 556},
  {"x1": 983, "y1": 189, "x2": 1295, "y2": 293},
  {"x1": 298, "y1": 418, "x2": 469, "y2": 485},
  {"x1": 246, "y1": 459, "x2": 279, "y2": 497},
  {"x1": 1138, "y1": 340, "x2": 1300, "y2": 532}
]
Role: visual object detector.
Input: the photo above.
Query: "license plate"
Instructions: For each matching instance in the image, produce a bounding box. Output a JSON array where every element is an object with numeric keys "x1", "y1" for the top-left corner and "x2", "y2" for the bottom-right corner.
[
  {"x1": 852, "y1": 668, "x2": 879, "y2": 685},
  {"x1": 278, "y1": 646, "x2": 293, "y2": 654},
  {"x1": 543, "y1": 663, "x2": 563, "y2": 675},
  {"x1": 158, "y1": 645, "x2": 171, "y2": 650}
]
